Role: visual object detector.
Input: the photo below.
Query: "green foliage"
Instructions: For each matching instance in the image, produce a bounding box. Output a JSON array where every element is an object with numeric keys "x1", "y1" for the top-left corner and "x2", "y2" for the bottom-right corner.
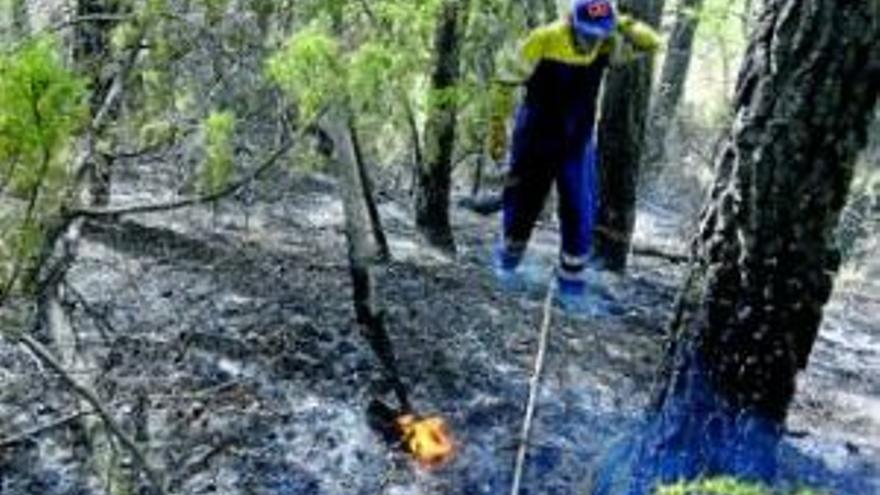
[
  {"x1": 201, "y1": 0, "x2": 230, "y2": 24},
  {"x1": 697, "y1": 0, "x2": 749, "y2": 46},
  {"x1": 266, "y1": 24, "x2": 344, "y2": 122},
  {"x1": 145, "y1": 0, "x2": 169, "y2": 20},
  {"x1": 110, "y1": 21, "x2": 141, "y2": 54},
  {"x1": 683, "y1": 0, "x2": 750, "y2": 126},
  {"x1": 200, "y1": 110, "x2": 236, "y2": 195},
  {"x1": 372, "y1": 0, "x2": 442, "y2": 53},
  {"x1": 140, "y1": 68, "x2": 173, "y2": 118},
  {"x1": 260, "y1": 0, "x2": 545, "y2": 172},
  {"x1": 0, "y1": 36, "x2": 87, "y2": 296},
  {"x1": 656, "y1": 477, "x2": 823, "y2": 495},
  {"x1": 266, "y1": 0, "x2": 451, "y2": 164},
  {"x1": 247, "y1": 0, "x2": 275, "y2": 20},
  {"x1": 138, "y1": 119, "x2": 176, "y2": 149},
  {"x1": 0, "y1": 37, "x2": 88, "y2": 191},
  {"x1": 348, "y1": 41, "x2": 397, "y2": 113}
]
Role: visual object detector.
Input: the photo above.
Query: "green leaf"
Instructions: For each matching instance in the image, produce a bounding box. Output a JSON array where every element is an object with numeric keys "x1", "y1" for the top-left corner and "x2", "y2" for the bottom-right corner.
[
  {"x1": 266, "y1": 24, "x2": 345, "y2": 123},
  {"x1": 200, "y1": 110, "x2": 236, "y2": 195}
]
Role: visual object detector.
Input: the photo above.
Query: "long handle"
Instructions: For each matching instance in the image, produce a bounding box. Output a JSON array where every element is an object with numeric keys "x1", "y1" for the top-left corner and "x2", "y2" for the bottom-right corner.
[{"x1": 510, "y1": 280, "x2": 556, "y2": 495}]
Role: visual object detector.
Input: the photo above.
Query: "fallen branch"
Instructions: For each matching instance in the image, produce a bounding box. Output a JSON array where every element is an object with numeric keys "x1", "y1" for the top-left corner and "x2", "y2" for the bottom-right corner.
[
  {"x1": 510, "y1": 280, "x2": 556, "y2": 495},
  {"x1": 63, "y1": 280, "x2": 116, "y2": 342},
  {"x1": 72, "y1": 140, "x2": 293, "y2": 219},
  {"x1": 168, "y1": 434, "x2": 239, "y2": 491},
  {"x1": 595, "y1": 226, "x2": 690, "y2": 265},
  {"x1": 19, "y1": 335, "x2": 166, "y2": 495},
  {"x1": 50, "y1": 14, "x2": 135, "y2": 32},
  {"x1": 631, "y1": 245, "x2": 690, "y2": 264},
  {"x1": 0, "y1": 410, "x2": 91, "y2": 449}
]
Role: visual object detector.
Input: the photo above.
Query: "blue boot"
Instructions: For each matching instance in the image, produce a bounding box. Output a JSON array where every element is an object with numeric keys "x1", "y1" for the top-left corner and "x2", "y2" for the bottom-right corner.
[
  {"x1": 492, "y1": 242, "x2": 525, "y2": 292},
  {"x1": 556, "y1": 273, "x2": 610, "y2": 317}
]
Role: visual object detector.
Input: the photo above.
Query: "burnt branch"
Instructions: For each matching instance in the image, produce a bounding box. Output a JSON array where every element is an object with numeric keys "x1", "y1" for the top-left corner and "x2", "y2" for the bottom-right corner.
[
  {"x1": 19, "y1": 335, "x2": 166, "y2": 495},
  {"x1": 72, "y1": 140, "x2": 293, "y2": 220},
  {"x1": 0, "y1": 410, "x2": 92, "y2": 450}
]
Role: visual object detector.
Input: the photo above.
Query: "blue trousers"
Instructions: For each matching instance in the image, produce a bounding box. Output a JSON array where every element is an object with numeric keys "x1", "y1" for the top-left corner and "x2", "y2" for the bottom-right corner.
[{"x1": 500, "y1": 105, "x2": 599, "y2": 281}]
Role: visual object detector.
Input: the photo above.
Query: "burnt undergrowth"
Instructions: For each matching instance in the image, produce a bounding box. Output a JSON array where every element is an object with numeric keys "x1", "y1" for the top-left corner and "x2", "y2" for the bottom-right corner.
[{"x1": 1, "y1": 167, "x2": 878, "y2": 495}]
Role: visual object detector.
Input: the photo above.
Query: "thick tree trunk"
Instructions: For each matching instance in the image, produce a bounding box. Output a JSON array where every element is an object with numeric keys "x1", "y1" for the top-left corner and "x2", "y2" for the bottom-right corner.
[
  {"x1": 591, "y1": 3, "x2": 879, "y2": 493},
  {"x1": 679, "y1": 0, "x2": 879, "y2": 424},
  {"x1": 593, "y1": 0, "x2": 665, "y2": 273},
  {"x1": 644, "y1": 0, "x2": 705, "y2": 170},
  {"x1": 416, "y1": 0, "x2": 468, "y2": 254}
]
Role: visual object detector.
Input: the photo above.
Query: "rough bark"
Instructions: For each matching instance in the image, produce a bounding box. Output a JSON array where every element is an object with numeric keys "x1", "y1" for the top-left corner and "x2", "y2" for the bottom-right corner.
[
  {"x1": 416, "y1": 0, "x2": 468, "y2": 254},
  {"x1": 593, "y1": 0, "x2": 665, "y2": 272},
  {"x1": 671, "y1": 0, "x2": 880, "y2": 425},
  {"x1": 589, "y1": 4, "x2": 879, "y2": 493},
  {"x1": 644, "y1": 0, "x2": 705, "y2": 170}
]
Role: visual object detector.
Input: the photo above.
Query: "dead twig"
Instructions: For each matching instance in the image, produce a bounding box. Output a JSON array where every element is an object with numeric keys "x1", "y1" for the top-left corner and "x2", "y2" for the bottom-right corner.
[
  {"x1": 509, "y1": 279, "x2": 556, "y2": 495},
  {"x1": 18, "y1": 335, "x2": 167, "y2": 495},
  {"x1": 0, "y1": 410, "x2": 91, "y2": 449},
  {"x1": 168, "y1": 434, "x2": 239, "y2": 491},
  {"x1": 62, "y1": 280, "x2": 116, "y2": 342},
  {"x1": 595, "y1": 226, "x2": 690, "y2": 264},
  {"x1": 50, "y1": 14, "x2": 135, "y2": 32},
  {"x1": 631, "y1": 245, "x2": 690, "y2": 264},
  {"x1": 73, "y1": 140, "x2": 293, "y2": 220}
]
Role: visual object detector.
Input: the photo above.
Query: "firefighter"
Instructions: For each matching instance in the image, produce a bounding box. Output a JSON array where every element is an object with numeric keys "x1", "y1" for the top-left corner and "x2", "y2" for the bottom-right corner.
[{"x1": 490, "y1": 0, "x2": 661, "y2": 312}]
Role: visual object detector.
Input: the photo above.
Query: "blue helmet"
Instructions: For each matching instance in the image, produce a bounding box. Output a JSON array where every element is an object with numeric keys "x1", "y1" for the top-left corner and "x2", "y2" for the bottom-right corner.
[{"x1": 572, "y1": 0, "x2": 617, "y2": 40}]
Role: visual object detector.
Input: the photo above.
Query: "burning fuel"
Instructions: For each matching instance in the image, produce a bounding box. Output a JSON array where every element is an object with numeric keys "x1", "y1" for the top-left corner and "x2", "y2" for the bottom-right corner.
[
  {"x1": 367, "y1": 399, "x2": 455, "y2": 468},
  {"x1": 395, "y1": 414, "x2": 455, "y2": 467}
]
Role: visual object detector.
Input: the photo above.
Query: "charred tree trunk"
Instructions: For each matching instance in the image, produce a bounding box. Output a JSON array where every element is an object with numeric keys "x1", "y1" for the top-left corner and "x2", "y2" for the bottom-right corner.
[
  {"x1": 75, "y1": 0, "x2": 120, "y2": 207},
  {"x1": 416, "y1": 0, "x2": 468, "y2": 254},
  {"x1": 348, "y1": 120, "x2": 391, "y2": 262},
  {"x1": 644, "y1": 0, "x2": 705, "y2": 170},
  {"x1": 592, "y1": 2, "x2": 879, "y2": 493},
  {"x1": 321, "y1": 108, "x2": 409, "y2": 410},
  {"x1": 403, "y1": 97, "x2": 424, "y2": 195},
  {"x1": 593, "y1": 0, "x2": 665, "y2": 273}
]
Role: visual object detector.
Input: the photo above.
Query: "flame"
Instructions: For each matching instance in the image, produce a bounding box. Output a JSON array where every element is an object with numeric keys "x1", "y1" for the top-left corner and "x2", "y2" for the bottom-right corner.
[{"x1": 395, "y1": 414, "x2": 455, "y2": 467}]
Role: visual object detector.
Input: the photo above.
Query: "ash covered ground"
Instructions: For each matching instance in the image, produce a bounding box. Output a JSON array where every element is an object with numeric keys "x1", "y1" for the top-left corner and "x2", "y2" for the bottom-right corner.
[{"x1": 1, "y1": 163, "x2": 878, "y2": 495}]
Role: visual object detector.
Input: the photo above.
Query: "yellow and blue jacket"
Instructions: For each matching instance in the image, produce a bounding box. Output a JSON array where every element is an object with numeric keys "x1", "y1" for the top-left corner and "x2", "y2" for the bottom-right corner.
[{"x1": 489, "y1": 15, "x2": 662, "y2": 161}]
